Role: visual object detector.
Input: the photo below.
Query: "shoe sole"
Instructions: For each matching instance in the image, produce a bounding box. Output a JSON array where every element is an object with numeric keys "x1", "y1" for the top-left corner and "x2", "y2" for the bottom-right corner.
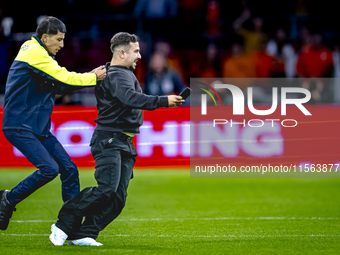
[
  {"x1": 68, "y1": 243, "x2": 103, "y2": 246},
  {"x1": 0, "y1": 190, "x2": 10, "y2": 231},
  {"x1": 0, "y1": 219, "x2": 10, "y2": 231},
  {"x1": 68, "y1": 239, "x2": 103, "y2": 246}
]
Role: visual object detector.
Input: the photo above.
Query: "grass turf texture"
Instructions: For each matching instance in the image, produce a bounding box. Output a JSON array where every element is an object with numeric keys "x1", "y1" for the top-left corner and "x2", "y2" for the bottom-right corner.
[{"x1": 0, "y1": 169, "x2": 339, "y2": 254}]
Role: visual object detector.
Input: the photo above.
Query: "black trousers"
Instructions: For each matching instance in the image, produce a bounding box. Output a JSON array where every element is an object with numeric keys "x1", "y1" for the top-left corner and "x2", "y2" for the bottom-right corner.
[{"x1": 55, "y1": 130, "x2": 136, "y2": 240}]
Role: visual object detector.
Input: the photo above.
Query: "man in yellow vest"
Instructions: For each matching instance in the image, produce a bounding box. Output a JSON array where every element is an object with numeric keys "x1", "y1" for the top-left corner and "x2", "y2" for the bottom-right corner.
[{"x1": 0, "y1": 16, "x2": 106, "y2": 231}]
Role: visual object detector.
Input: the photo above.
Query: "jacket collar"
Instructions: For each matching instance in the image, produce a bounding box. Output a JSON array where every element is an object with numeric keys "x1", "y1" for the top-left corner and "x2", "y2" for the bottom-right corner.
[
  {"x1": 108, "y1": 64, "x2": 132, "y2": 72},
  {"x1": 32, "y1": 34, "x2": 55, "y2": 59}
]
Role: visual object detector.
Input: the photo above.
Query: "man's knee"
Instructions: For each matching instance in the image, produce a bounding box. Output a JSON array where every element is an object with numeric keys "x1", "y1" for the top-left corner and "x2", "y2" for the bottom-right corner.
[
  {"x1": 39, "y1": 161, "x2": 59, "y2": 180},
  {"x1": 64, "y1": 161, "x2": 79, "y2": 178},
  {"x1": 95, "y1": 164, "x2": 120, "y2": 198},
  {"x1": 97, "y1": 186, "x2": 118, "y2": 198}
]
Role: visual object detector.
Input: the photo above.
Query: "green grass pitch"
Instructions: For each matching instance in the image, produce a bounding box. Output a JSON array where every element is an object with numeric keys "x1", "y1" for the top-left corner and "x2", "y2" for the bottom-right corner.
[{"x1": 0, "y1": 169, "x2": 339, "y2": 254}]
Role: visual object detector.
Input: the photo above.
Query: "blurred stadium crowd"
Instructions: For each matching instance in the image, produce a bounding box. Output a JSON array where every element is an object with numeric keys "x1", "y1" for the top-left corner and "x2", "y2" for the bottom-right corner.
[{"x1": 1, "y1": 0, "x2": 340, "y2": 105}]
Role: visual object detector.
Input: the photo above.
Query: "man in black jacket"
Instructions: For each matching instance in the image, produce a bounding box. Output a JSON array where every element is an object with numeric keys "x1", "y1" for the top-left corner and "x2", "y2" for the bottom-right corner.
[{"x1": 50, "y1": 32, "x2": 184, "y2": 246}]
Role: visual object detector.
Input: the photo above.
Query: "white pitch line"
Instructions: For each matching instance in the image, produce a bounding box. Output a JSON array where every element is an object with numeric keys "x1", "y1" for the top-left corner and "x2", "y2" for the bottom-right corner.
[
  {"x1": 115, "y1": 216, "x2": 340, "y2": 221},
  {"x1": 1, "y1": 233, "x2": 49, "y2": 236},
  {"x1": 10, "y1": 217, "x2": 340, "y2": 223},
  {"x1": 115, "y1": 217, "x2": 340, "y2": 221},
  {"x1": 11, "y1": 220, "x2": 55, "y2": 223},
  {"x1": 1, "y1": 233, "x2": 339, "y2": 238}
]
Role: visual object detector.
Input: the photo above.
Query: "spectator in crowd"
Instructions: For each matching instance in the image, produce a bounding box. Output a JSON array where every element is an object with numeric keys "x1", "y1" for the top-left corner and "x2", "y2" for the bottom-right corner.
[
  {"x1": 143, "y1": 52, "x2": 184, "y2": 96},
  {"x1": 296, "y1": 33, "x2": 333, "y2": 102},
  {"x1": 134, "y1": 0, "x2": 177, "y2": 19},
  {"x1": 297, "y1": 26, "x2": 311, "y2": 53},
  {"x1": 154, "y1": 41, "x2": 186, "y2": 83},
  {"x1": 222, "y1": 42, "x2": 256, "y2": 81},
  {"x1": 232, "y1": 4, "x2": 268, "y2": 55},
  {"x1": 206, "y1": 0, "x2": 221, "y2": 36},
  {"x1": 296, "y1": 33, "x2": 333, "y2": 78},
  {"x1": 134, "y1": 0, "x2": 178, "y2": 36},
  {"x1": 221, "y1": 42, "x2": 256, "y2": 99},
  {"x1": 253, "y1": 38, "x2": 274, "y2": 78},
  {"x1": 177, "y1": 0, "x2": 204, "y2": 31},
  {"x1": 200, "y1": 43, "x2": 220, "y2": 78},
  {"x1": 266, "y1": 28, "x2": 297, "y2": 78},
  {"x1": 183, "y1": 49, "x2": 203, "y2": 79}
]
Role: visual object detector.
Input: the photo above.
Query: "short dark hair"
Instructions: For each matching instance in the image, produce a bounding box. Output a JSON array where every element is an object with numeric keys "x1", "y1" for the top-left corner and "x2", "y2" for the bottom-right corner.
[
  {"x1": 36, "y1": 16, "x2": 66, "y2": 39},
  {"x1": 110, "y1": 32, "x2": 139, "y2": 53}
]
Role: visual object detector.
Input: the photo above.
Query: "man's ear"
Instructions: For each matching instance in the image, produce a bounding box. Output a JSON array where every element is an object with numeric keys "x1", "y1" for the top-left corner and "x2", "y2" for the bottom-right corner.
[
  {"x1": 119, "y1": 49, "x2": 125, "y2": 59},
  {"x1": 41, "y1": 34, "x2": 49, "y2": 44}
]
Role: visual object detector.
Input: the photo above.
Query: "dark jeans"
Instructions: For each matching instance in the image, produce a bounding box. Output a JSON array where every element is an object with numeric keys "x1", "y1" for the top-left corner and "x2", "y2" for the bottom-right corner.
[
  {"x1": 56, "y1": 130, "x2": 136, "y2": 240},
  {"x1": 3, "y1": 130, "x2": 80, "y2": 204}
]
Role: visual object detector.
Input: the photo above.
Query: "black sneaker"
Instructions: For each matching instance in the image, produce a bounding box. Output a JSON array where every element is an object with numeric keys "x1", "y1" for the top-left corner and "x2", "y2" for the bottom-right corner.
[{"x1": 0, "y1": 190, "x2": 16, "y2": 230}]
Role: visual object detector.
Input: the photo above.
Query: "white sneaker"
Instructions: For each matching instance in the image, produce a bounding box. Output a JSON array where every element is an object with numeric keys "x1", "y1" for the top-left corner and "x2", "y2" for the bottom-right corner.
[
  {"x1": 68, "y1": 237, "x2": 103, "y2": 246},
  {"x1": 49, "y1": 224, "x2": 68, "y2": 246}
]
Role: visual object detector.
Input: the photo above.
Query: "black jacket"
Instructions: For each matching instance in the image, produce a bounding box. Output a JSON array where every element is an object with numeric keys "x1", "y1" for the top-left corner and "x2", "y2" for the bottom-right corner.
[{"x1": 94, "y1": 65, "x2": 168, "y2": 133}]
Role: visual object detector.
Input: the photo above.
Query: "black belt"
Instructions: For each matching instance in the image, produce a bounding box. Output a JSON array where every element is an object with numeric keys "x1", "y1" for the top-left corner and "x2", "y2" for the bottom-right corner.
[{"x1": 116, "y1": 132, "x2": 133, "y2": 143}]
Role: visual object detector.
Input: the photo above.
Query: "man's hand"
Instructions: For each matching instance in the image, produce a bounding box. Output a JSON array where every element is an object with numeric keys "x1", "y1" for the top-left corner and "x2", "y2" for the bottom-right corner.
[
  {"x1": 168, "y1": 95, "x2": 185, "y2": 107},
  {"x1": 90, "y1": 65, "x2": 106, "y2": 81}
]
